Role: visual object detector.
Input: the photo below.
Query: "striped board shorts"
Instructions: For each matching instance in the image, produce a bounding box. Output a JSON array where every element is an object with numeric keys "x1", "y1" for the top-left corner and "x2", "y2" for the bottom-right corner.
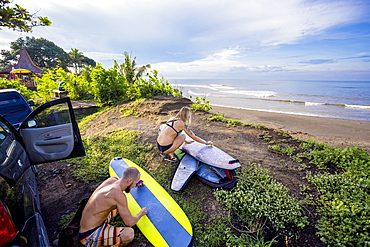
[{"x1": 79, "y1": 210, "x2": 125, "y2": 247}]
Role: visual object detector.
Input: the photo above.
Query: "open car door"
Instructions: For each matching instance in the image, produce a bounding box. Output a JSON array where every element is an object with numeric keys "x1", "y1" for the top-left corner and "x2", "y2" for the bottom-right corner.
[{"x1": 19, "y1": 98, "x2": 85, "y2": 164}]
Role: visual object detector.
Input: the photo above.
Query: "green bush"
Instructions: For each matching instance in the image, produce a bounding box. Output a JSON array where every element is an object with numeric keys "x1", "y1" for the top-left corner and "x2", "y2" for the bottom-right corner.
[
  {"x1": 34, "y1": 69, "x2": 60, "y2": 103},
  {"x1": 89, "y1": 67, "x2": 181, "y2": 106},
  {"x1": 127, "y1": 70, "x2": 182, "y2": 99},
  {"x1": 215, "y1": 165, "x2": 308, "y2": 238},
  {"x1": 90, "y1": 64, "x2": 127, "y2": 106},
  {"x1": 297, "y1": 143, "x2": 370, "y2": 246},
  {"x1": 306, "y1": 172, "x2": 370, "y2": 246},
  {"x1": 189, "y1": 96, "x2": 212, "y2": 112},
  {"x1": 0, "y1": 78, "x2": 36, "y2": 100}
]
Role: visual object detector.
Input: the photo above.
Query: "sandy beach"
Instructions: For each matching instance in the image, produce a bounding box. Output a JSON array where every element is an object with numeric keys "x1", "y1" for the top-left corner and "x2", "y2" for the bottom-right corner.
[{"x1": 211, "y1": 105, "x2": 370, "y2": 151}]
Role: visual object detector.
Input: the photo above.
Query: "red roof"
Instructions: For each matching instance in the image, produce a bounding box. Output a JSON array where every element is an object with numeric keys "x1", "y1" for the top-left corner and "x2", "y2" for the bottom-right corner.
[{"x1": 1, "y1": 47, "x2": 42, "y2": 73}]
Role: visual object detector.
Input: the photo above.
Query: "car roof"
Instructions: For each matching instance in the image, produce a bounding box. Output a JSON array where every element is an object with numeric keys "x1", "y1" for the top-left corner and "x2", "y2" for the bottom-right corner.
[{"x1": 0, "y1": 89, "x2": 19, "y2": 93}]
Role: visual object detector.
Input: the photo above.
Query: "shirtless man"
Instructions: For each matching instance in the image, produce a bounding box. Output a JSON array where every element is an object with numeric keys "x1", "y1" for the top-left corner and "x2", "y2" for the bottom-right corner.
[{"x1": 79, "y1": 167, "x2": 148, "y2": 246}]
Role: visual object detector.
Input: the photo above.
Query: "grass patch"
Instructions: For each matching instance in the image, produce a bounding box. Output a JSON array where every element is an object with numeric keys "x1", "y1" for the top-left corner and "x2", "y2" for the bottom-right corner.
[
  {"x1": 205, "y1": 112, "x2": 249, "y2": 127},
  {"x1": 70, "y1": 128, "x2": 152, "y2": 183},
  {"x1": 205, "y1": 112, "x2": 270, "y2": 129},
  {"x1": 120, "y1": 98, "x2": 146, "y2": 117},
  {"x1": 78, "y1": 106, "x2": 111, "y2": 132}
]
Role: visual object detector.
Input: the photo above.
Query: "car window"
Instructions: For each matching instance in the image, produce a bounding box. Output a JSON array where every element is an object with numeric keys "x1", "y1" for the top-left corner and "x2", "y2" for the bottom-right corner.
[{"x1": 25, "y1": 102, "x2": 71, "y2": 128}]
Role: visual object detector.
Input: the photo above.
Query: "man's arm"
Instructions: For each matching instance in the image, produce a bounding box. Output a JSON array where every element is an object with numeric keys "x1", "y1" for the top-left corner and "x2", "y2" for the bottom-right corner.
[{"x1": 115, "y1": 190, "x2": 147, "y2": 227}]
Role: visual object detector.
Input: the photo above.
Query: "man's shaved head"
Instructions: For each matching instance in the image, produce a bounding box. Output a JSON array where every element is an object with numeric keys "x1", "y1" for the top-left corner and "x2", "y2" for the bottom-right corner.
[{"x1": 123, "y1": 167, "x2": 140, "y2": 180}]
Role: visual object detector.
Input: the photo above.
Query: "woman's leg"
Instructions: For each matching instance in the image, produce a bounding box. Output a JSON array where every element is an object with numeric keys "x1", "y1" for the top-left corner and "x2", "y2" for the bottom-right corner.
[{"x1": 163, "y1": 134, "x2": 186, "y2": 159}]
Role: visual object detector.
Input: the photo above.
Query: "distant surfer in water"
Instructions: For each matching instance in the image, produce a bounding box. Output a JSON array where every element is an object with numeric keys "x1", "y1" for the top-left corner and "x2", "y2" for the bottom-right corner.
[
  {"x1": 79, "y1": 167, "x2": 147, "y2": 246},
  {"x1": 157, "y1": 106, "x2": 212, "y2": 162}
]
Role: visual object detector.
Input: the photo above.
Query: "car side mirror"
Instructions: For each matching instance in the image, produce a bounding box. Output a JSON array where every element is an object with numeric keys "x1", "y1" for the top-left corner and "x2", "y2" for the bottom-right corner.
[
  {"x1": 27, "y1": 120, "x2": 37, "y2": 128},
  {"x1": 28, "y1": 100, "x2": 34, "y2": 107}
]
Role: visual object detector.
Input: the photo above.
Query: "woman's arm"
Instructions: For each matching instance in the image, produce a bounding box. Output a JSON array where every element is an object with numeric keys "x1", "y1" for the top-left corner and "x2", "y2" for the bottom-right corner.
[{"x1": 182, "y1": 123, "x2": 212, "y2": 145}]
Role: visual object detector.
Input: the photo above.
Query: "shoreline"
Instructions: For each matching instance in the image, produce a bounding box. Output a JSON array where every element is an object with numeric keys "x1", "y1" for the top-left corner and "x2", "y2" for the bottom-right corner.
[{"x1": 211, "y1": 105, "x2": 370, "y2": 150}]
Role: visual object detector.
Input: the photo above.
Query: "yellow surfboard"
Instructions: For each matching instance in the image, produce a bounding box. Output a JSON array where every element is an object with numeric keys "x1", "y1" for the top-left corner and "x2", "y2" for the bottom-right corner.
[{"x1": 109, "y1": 157, "x2": 193, "y2": 247}]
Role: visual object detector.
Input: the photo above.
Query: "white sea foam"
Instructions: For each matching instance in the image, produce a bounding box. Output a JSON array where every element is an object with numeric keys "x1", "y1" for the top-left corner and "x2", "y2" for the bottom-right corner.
[
  {"x1": 219, "y1": 90, "x2": 276, "y2": 97},
  {"x1": 188, "y1": 90, "x2": 209, "y2": 97},
  {"x1": 345, "y1": 104, "x2": 370, "y2": 109},
  {"x1": 305, "y1": 102, "x2": 325, "y2": 106},
  {"x1": 172, "y1": 83, "x2": 236, "y2": 91},
  {"x1": 209, "y1": 84, "x2": 235, "y2": 90},
  {"x1": 173, "y1": 84, "x2": 210, "y2": 89}
]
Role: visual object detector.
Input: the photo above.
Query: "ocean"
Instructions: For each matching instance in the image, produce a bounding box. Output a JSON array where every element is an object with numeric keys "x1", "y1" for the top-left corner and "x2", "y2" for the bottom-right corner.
[{"x1": 168, "y1": 79, "x2": 370, "y2": 122}]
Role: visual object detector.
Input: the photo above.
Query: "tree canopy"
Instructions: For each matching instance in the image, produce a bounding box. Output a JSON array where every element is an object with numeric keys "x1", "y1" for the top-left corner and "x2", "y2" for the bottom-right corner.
[
  {"x1": 0, "y1": 37, "x2": 70, "y2": 70},
  {"x1": 0, "y1": 37, "x2": 96, "y2": 71},
  {"x1": 0, "y1": 0, "x2": 51, "y2": 32}
]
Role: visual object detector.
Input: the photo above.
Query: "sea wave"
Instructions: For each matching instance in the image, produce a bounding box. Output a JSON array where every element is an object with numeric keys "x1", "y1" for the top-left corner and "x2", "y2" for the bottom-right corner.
[
  {"x1": 345, "y1": 104, "x2": 370, "y2": 109},
  {"x1": 219, "y1": 90, "x2": 276, "y2": 97},
  {"x1": 188, "y1": 90, "x2": 210, "y2": 97},
  {"x1": 209, "y1": 84, "x2": 235, "y2": 90},
  {"x1": 305, "y1": 102, "x2": 326, "y2": 106},
  {"x1": 172, "y1": 83, "x2": 235, "y2": 91},
  {"x1": 173, "y1": 84, "x2": 211, "y2": 89}
]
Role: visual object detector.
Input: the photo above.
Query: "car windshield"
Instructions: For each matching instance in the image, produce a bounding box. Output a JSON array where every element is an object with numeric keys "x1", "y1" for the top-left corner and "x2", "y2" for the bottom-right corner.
[{"x1": 0, "y1": 93, "x2": 28, "y2": 114}]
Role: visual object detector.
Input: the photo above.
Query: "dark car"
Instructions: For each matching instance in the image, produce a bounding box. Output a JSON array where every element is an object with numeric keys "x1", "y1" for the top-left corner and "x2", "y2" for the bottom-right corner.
[
  {"x1": 0, "y1": 89, "x2": 35, "y2": 129},
  {"x1": 0, "y1": 96, "x2": 85, "y2": 246}
]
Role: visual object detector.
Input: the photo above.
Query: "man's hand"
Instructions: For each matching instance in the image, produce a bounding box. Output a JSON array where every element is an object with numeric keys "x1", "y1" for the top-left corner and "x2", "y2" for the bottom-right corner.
[
  {"x1": 136, "y1": 180, "x2": 144, "y2": 187},
  {"x1": 140, "y1": 207, "x2": 148, "y2": 217}
]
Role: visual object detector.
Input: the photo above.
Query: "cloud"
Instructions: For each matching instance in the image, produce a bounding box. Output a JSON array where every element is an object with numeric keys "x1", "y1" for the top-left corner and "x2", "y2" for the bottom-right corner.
[
  {"x1": 1, "y1": 0, "x2": 369, "y2": 80},
  {"x1": 341, "y1": 54, "x2": 370, "y2": 60},
  {"x1": 300, "y1": 59, "x2": 336, "y2": 65},
  {"x1": 83, "y1": 52, "x2": 125, "y2": 62},
  {"x1": 15, "y1": 0, "x2": 367, "y2": 52}
]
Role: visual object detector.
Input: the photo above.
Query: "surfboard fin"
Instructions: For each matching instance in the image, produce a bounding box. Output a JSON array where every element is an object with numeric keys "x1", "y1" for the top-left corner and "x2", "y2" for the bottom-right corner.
[{"x1": 228, "y1": 159, "x2": 239, "y2": 164}]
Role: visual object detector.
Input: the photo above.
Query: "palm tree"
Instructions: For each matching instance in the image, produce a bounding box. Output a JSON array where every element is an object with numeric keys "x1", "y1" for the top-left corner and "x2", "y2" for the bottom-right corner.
[
  {"x1": 68, "y1": 48, "x2": 84, "y2": 73},
  {"x1": 115, "y1": 52, "x2": 151, "y2": 84}
]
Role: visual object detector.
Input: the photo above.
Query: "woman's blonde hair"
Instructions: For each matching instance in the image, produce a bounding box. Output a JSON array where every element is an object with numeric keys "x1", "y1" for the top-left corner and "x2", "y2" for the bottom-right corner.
[{"x1": 176, "y1": 106, "x2": 192, "y2": 125}]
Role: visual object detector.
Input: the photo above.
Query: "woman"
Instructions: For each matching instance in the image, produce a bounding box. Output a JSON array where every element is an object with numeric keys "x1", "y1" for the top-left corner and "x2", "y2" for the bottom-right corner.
[{"x1": 157, "y1": 106, "x2": 212, "y2": 162}]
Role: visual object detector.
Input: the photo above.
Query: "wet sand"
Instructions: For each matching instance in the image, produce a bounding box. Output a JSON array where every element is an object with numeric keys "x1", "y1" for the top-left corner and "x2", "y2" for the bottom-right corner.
[{"x1": 211, "y1": 105, "x2": 370, "y2": 150}]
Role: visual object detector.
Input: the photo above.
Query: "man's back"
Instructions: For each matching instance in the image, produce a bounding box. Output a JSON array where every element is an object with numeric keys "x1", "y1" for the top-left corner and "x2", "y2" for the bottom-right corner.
[{"x1": 79, "y1": 177, "x2": 123, "y2": 232}]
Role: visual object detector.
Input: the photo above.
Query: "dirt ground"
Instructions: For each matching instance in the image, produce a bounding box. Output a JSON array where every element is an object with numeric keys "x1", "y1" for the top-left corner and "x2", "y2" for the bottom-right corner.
[{"x1": 38, "y1": 95, "x2": 366, "y2": 246}]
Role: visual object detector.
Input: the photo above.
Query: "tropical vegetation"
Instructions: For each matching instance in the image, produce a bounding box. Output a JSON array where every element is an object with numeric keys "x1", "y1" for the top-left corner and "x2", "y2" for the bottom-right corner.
[{"x1": 0, "y1": 0, "x2": 51, "y2": 32}]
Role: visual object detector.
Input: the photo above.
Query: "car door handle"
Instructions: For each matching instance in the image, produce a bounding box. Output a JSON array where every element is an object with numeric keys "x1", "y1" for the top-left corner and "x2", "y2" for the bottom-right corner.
[{"x1": 35, "y1": 135, "x2": 73, "y2": 145}]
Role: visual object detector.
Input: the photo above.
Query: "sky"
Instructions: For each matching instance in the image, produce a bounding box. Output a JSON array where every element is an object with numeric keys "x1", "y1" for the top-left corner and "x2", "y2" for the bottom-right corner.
[{"x1": 1, "y1": 0, "x2": 370, "y2": 81}]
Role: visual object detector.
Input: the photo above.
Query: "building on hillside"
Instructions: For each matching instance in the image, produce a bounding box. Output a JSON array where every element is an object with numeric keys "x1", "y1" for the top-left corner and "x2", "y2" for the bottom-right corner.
[{"x1": 0, "y1": 47, "x2": 43, "y2": 90}]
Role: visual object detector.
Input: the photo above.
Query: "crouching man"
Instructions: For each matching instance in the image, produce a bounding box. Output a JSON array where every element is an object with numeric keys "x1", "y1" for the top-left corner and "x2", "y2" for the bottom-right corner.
[{"x1": 79, "y1": 167, "x2": 147, "y2": 246}]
